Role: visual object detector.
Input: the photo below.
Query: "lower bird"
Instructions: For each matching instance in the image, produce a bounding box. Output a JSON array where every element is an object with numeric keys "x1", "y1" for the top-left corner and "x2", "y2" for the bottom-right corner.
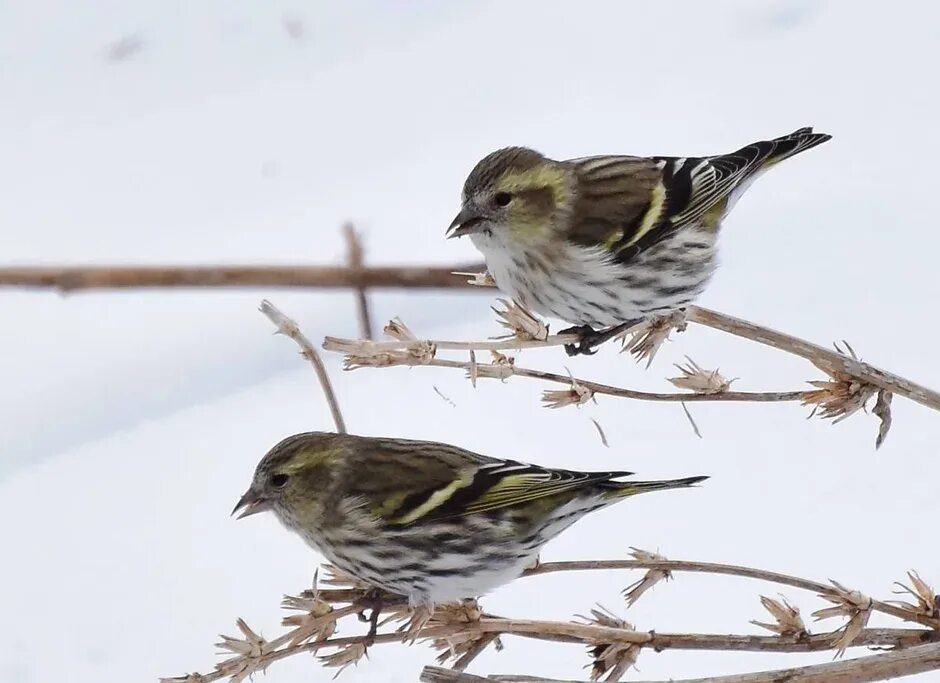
[
  {"x1": 233, "y1": 432, "x2": 706, "y2": 617},
  {"x1": 447, "y1": 128, "x2": 831, "y2": 355}
]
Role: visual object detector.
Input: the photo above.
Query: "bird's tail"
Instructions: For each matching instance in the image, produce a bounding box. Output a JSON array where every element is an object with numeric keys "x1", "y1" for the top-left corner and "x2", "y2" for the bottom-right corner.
[
  {"x1": 759, "y1": 127, "x2": 832, "y2": 167},
  {"x1": 601, "y1": 475, "x2": 708, "y2": 500}
]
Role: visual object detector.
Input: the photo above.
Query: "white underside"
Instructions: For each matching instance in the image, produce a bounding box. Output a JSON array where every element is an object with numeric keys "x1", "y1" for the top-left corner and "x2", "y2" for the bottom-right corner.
[
  {"x1": 471, "y1": 228, "x2": 718, "y2": 328},
  {"x1": 286, "y1": 496, "x2": 605, "y2": 605}
]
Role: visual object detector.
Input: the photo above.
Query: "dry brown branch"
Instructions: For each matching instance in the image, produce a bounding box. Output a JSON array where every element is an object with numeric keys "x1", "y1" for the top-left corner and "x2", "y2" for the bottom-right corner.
[
  {"x1": 259, "y1": 300, "x2": 346, "y2": 434},
  {"x1": 0, "y1": 263, "x2": 486, "y2": 291},
  {"x1": 324, "y1": 336, "x2": 805, "y2": 405},
  {"x1": 343, "y1": 223, "x2": 374, "y2": 339},
  {"x1": 422, "y1": 639, "x2": 940, "y2": 681}
]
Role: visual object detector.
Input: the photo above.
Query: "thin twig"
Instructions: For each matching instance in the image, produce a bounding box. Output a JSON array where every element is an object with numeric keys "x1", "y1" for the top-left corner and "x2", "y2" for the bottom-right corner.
[
  {"x1": 343, "y1": 223, "x2": 373, "y2": 339},
  {"x1": 324, "y1": 332, "x2": 582, "y2": 353},
  {"x1": 423, "y1": 639, "x2": 940, "y2": 681},
  {"x1": 330, "y1": 352, "x2": 806, "y2": 405},
  {"x1": 259, "y1": 300, "x2": 347, "y2": 433}
]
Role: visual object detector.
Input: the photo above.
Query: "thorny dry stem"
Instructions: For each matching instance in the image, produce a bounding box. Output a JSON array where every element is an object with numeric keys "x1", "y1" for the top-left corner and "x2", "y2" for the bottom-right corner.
[
  {"x1": 322, "y1": 298, "x2": 913, "y2": 446},
  {"x1": 324, "y1": 326, "x2": 804, "y2": 405},
  {"x1": 259, "y1": 299, "x2": 347, "y2": 434},
  {"x1": 164, "y1": 554, "x2": 939, "y2": 683}
]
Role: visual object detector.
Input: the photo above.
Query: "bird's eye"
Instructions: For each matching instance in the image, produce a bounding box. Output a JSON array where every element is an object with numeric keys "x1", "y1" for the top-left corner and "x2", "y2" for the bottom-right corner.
[
  {"x1": 494, "y1": 192, "x2": 513, "y2": 207},
  {"x1": 270, "y1": 473, "x2": 290, "y2": 488}
]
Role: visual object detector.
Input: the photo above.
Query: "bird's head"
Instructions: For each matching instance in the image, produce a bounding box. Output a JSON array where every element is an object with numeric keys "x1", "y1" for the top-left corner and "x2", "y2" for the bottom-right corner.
[
  {"x1": 447, "y1": 147, "x2": 573, "y2": 246},
  {"x1": 232, "y1": 432, "x2": 340, "y2": 526}
]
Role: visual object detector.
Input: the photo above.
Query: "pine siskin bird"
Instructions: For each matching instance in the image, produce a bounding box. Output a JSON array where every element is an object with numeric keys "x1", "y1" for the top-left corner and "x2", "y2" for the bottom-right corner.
[
  {"x1": 233, "y1": 432, "x2": 706, "y2": 608},
  {"x1": 447, "y1": 128, "x2": 831, "y2": 355}
]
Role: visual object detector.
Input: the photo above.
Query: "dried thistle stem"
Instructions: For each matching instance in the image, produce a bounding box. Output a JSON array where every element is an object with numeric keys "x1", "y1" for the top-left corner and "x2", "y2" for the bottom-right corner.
[
  {"x1": 686, "y1": 306, "x2": 940, "y2": 413},
  {"x1": 524, "y1": 559, "x2": 939, "y2": 629},
  {"x1": 331, "y1": 353, "x2": 805, "y2": 405}
]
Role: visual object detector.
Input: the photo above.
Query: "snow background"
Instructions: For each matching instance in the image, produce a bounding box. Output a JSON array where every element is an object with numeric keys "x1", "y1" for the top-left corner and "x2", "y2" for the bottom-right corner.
[{"x1": 2, "y1": 1, "x2": 939, "y2": 681}]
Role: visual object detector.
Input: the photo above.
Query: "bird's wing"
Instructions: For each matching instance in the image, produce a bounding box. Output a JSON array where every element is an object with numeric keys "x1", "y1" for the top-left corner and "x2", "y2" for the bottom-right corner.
[
  {"x1": 566, "y1": 128, "x2": 830, "y2": 264},
  {"x1": 338, "y1": 439, "x2": 630, "y2": 526}
]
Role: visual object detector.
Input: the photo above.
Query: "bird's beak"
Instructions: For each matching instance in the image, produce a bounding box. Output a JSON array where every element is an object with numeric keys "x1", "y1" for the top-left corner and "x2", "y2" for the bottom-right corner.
[
  {"x1": 446, "y1": 207, "x2": 486, "y2": 239},
  {"x1": 231, "y1": 489, "x2": 272, "y2": 519}
]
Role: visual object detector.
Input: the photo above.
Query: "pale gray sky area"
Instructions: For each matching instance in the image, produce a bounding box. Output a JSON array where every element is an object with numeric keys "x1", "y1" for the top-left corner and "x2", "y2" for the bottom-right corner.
[{"x1": 2, "y1": 2, "x2": 939, "y2": 682}]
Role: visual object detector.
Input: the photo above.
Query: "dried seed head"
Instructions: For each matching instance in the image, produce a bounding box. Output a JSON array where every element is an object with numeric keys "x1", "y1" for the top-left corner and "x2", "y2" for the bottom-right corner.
[
  {"x1": 542, "y1": 372, "x2": 594, "y2": 409},
  {"x1": 619, "y1": 312, "x2": 687, "y2": 368},
  {"x1": 812, "y1": 580, "x2": 873, "y2": 657},
  {"x1": 802, "y1": 343, "x2": 884, "y2": 443},
  {"x1": 318, "y1": 642, "x2": 368, "y2": 677},
  {"x1": 428, "y1": 600, "x2": 491, "y2": 665},
  {"x1": 889, "y1": 571, "x2": 939, "y2": 621},
  {"x1": 575, "y1": 606, "x2": 640, "y2": 682},
  {"x1": 492, "y1": 298, "x2": 549, "y2": 341},
  {"x1": 622, "y1": 548, "x2": 671, "y2": 607},
  {"x1": 668, "y1": 356, "x2": 736, "y2": 394},
  {"x1": 281, "y1": 575, "x2": 337, "y2": 645},
  {"x1": 214, "y1": 618, "x2": 271, "y2": 682},
  {"x1": 750, "y1": 595, "x2": 807, "y2": 638}
]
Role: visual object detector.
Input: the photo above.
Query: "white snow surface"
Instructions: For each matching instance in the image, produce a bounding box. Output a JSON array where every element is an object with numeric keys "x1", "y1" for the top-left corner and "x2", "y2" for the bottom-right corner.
[{"x1": 2, "y1": 1, "x2": 939, "y2": 682}]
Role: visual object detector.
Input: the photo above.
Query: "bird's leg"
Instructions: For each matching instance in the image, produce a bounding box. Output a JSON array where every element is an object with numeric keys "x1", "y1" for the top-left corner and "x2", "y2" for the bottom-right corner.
[
  {"x1": 355, "y1": 588, "x2": 385, "y2": 646},
  {"x1": 560, "y1": 320, "x2": 644, "y2": 356}
]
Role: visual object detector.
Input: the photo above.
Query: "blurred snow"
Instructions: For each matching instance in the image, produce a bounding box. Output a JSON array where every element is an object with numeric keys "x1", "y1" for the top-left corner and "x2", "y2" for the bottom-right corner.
[{"x1": 1, "y1": 1, "x2": 939, "y2": 681}]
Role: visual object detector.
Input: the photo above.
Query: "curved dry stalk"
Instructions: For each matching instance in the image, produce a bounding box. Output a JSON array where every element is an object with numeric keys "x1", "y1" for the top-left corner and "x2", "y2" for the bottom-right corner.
[
  {"x1": 686, "y1": 306, "x2": 940, "y2": 413},
  {"x1": 259, "y1": 300, "x2": 347, "y2": 434},
  {"x1": 523, "y1": 558, "x2": 940, "y2": 629}
]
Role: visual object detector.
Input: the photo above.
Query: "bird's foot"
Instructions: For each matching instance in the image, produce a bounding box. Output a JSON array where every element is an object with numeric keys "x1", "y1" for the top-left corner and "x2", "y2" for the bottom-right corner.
[
  {"x1": 559, "y1": 325, "x2": 601, "y2": 356},
  {"x1": 355, "y1": 589, "x2": 385, "y2": 646},
  {"x1": 560, "y1": 321, "x2": 643, "y2": 356}
]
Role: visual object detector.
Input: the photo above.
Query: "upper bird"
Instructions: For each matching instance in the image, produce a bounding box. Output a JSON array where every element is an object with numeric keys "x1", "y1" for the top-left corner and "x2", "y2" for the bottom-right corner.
[
  {"x1": 233, "y1": 432, "x2": 706, "y2": 609},
  {"x1": 447, "y1": 128, "x2": 831, "y2": 355}
]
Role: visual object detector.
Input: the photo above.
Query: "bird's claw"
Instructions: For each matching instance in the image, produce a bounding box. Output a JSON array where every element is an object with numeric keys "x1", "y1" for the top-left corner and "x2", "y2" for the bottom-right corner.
[
  {"x1": 560, "y1": 321, "x2": 644, "y2": 356},
  {"x1": 560, "y1": 325, "x2": 601, "y2": 356}
]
